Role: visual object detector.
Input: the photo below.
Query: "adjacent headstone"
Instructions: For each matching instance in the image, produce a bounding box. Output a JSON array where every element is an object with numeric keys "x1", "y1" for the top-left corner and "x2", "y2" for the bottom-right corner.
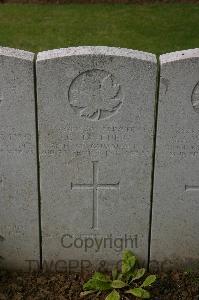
[
  {"x1": 0, "y1": 47, "x2": 39, "y2": 270},
  {"x1": 36, "y1": 46, "x2": 157, "y2": 271},
  {"x1": 151, "y1": 49, "x2": 199, "y2": 271}
]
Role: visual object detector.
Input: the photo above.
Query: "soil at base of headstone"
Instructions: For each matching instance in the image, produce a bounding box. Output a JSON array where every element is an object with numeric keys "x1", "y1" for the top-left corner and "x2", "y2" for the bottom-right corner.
[{"x1": 0, "y1": 270, "x2": 199, "y2": 300}]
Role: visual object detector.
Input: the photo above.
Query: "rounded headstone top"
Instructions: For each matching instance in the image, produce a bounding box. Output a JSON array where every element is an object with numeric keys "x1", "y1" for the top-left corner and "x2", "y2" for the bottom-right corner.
[
  {"x1": 0, "y1": 46, "x2": 34, "y2": 61},
  {"x1": 160, "y1": 48, "x2": 199, "y2": 64},
  {"x1": 37, "y1": 46, "x2": 156, "y2": 63}
]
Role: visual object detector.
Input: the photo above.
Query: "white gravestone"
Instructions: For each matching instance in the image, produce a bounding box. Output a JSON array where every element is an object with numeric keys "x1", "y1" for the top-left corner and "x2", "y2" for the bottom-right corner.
[
  {"x1": 0, "y1": 47, "x2": 39, "y2": 270},
  {"x1": 36, "y1": 47, "x2": 157, "y2": 271},
  {"x1": 151, "y1": 49, "x2": 199, "y2": 271}
]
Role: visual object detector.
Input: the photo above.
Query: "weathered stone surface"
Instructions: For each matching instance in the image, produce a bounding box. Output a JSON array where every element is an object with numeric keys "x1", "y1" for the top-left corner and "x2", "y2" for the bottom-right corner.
[
  {"x1": 0, "y1": 47, "x2": 39, "y2": 270},
  {"x1": 36, "y1": 46, "x2": 157, "y2": 270},
  {"x1": 151, "y1": 49, "x2": 199, "y2": 271}
]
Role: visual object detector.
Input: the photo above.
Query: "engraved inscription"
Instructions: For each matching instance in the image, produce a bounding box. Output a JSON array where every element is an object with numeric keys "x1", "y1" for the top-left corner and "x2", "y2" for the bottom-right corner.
[
  {"x1": 164, "y1": 128, "x2": 199, "y2": 159},
  {"x1": 191, "y1": 81, "x2": 199, "y2": 112},
  {"x1": 0, "y1": 225, "x2": 23, "y2": 237},
  {"x1": 42, "y1": 125, "x2": 149, "y2": 158},
  {"x1": 71, "y1": 161, "x2": 120, "y2": 229},
  {"x1": 68, "y1": 69, "x2": 123, "y2": 120},
  {"x1": 0, "y1": 130, "x2": 34, "y2": 154}
]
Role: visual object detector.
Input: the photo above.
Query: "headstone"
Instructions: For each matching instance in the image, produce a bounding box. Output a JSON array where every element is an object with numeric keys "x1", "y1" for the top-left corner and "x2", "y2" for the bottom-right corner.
[
  {"x1": 0, "y1": 47, "x2": 39, "y2": 270},
  {"x1": 36, "y1": 46, "x2": 157, "y2": 271},
  {"x1": 151, "y1": 49, "x2": 199, "y2": 271}
]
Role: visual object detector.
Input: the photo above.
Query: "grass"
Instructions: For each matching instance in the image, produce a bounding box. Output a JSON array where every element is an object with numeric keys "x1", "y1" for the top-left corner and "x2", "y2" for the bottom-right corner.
[{"x1": 0, "y1": 3, "x2": 198, "y2": 54}]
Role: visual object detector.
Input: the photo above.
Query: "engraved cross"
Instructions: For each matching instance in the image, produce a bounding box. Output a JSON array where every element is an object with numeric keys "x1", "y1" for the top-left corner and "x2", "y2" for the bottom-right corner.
[
  {"x1": 71, "y1": 161, "x2": 120, "y2": 230},
  {"x1": 185, "y1": 185, "x2": 199, "y2": 192}
]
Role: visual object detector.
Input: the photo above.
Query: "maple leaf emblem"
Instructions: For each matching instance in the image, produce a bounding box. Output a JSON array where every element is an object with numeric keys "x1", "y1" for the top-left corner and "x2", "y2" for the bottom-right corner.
[
  {"x1": 69, "y1": 70, "x2": 123, "y2": 120},
  {"x1": 192, "y1": 81, "x2": 199, "y2": 112}
]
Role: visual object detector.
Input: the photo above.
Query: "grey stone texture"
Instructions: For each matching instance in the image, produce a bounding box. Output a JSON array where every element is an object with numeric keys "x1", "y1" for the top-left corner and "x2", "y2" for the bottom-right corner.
[
  {"x1": 0, "y1": 47, "x2": 39, "y2": 270},
  {"x1": 36, "y1": 46, "x2": 157, "y2": 269},
  {"x1": 151, "y1": 49, "x2": 199, "y2": 271}
]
